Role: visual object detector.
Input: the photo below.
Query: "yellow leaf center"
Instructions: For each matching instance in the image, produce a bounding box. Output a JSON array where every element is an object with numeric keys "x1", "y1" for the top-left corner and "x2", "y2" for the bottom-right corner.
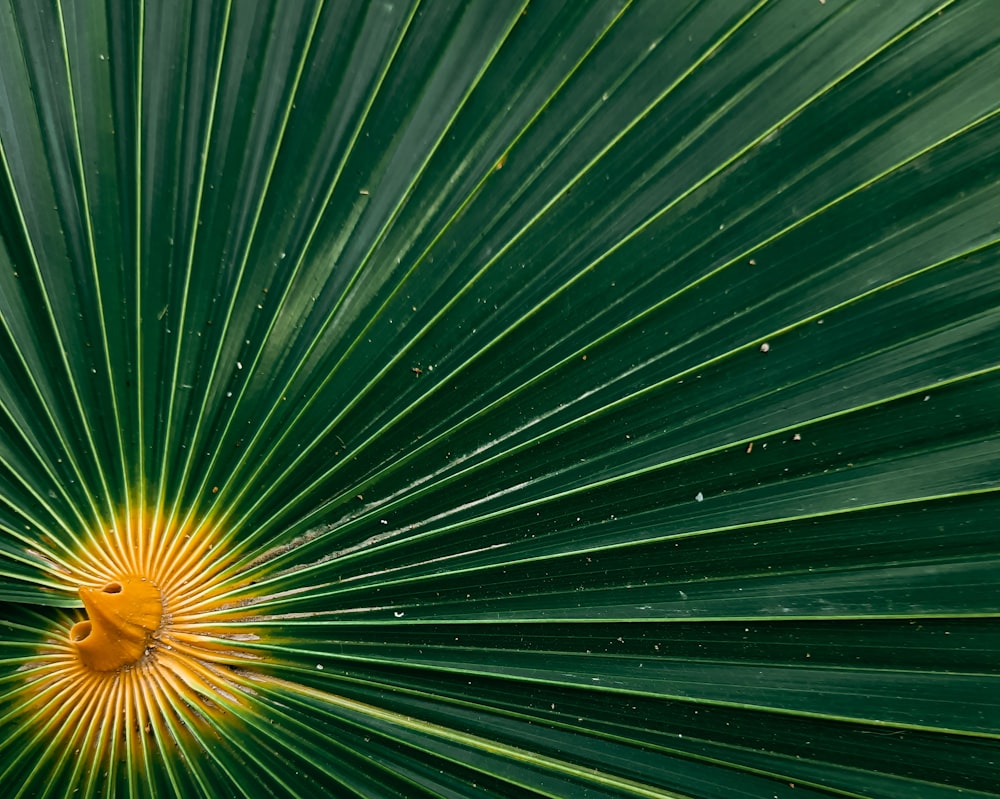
[{"x1": 70, "y1": 576, "x2": 164, "y2": 671}]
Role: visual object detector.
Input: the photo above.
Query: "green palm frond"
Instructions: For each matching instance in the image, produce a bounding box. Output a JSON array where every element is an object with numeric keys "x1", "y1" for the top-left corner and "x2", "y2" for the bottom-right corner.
[{"x1": 2, "y1": 1, "x2": 999, "y2": 797}]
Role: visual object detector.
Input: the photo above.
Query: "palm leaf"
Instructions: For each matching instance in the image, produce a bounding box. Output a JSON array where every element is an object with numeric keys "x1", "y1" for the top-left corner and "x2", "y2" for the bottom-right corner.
[{"x1": 2, "y1": 1, "x2": 999, "y2": 797}]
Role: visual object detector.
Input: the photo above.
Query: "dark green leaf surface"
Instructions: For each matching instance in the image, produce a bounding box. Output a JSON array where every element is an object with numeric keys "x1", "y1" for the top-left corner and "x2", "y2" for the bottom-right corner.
[{"x1": 2, "y1": 1, "x2": 999, "y2": 797}]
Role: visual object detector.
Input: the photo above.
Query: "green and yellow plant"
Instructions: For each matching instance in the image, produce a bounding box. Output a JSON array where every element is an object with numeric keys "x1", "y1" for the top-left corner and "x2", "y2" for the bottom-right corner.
[{"x1": 2, "y1": 2, "x2": 999, "y2": 797}]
